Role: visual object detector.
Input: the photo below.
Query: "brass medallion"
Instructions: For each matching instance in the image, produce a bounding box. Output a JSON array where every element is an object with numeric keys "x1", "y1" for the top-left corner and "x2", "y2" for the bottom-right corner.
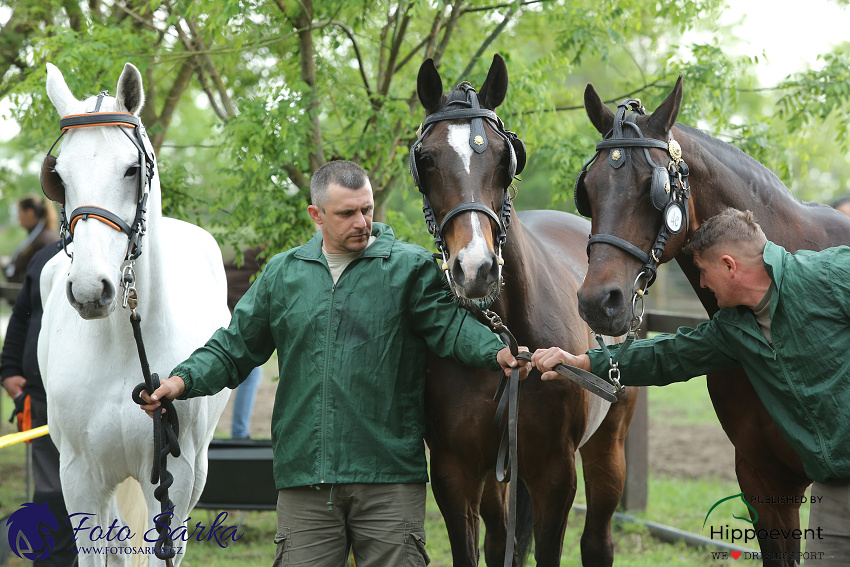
[
  {"x1": 612, "y1": 149, "x2": 622, "y2": 161},
  {"x1": 665, "y1": 182, "x2": 671, "y2": 194},
  {"x1": 669, "y1": 139, "x2": 682, "y2": 162},
  {"x1": 474, "y1": 135, "x2": 484, "y2": 146}
]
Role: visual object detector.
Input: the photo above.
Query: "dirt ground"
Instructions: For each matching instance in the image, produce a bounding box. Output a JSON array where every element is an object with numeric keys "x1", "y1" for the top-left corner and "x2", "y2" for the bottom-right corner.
[{"x1": 217, "y1": 372, "x2": 738, "y2": 482}]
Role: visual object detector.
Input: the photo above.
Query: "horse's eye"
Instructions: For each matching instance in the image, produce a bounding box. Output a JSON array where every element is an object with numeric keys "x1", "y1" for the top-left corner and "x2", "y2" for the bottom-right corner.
[
  {"x1": 124, "y1": 165, "x2": 140, "y2": 178},
  {"x1": 419, "y1": 154, "x2": 435, "y2": 170}
]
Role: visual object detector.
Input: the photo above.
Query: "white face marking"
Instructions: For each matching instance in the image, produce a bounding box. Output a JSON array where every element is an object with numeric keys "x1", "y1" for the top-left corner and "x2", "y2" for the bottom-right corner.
[
  {"x1": 459, "y1": 213, "x2": 489, "y2": 282},
  {"x1": 447, "y1": 124, "x2": 473, "y2": 174}
]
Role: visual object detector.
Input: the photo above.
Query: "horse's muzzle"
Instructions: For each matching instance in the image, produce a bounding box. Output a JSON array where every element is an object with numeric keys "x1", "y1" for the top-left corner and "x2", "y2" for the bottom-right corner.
[
  {"x1": 577, "y1": 284, "x2": 631, "y2": 336},
  {"x1": 66, "y1": 278, "x2": 116, "y2": 319}
]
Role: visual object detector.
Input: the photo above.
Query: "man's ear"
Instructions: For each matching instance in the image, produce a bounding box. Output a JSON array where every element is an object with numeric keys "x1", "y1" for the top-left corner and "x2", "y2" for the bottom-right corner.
[
  {"x1": 720, "y1": 255, "x2": 736, "y2": 273},
  {"x1": 308, "y1": 205, "x2": 323, "y2": 225}
]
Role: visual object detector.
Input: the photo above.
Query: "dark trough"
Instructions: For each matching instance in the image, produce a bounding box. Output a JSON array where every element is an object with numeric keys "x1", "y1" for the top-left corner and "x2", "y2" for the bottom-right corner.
[{"x1": 197, "y1": 438, "x2": 277, "y2": 510}]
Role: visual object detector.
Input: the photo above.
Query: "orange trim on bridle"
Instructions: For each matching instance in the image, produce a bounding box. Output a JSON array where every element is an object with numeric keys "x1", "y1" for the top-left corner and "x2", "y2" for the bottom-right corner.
[
  {"x1": 59, "y1": 112, "x2": 138, "y2": 131},
  {"x1": 69, "y1": 211, "x2": 124, "y2": 234}
]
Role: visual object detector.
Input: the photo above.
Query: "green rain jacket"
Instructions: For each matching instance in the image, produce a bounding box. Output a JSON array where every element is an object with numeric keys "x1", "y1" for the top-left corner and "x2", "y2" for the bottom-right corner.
[
  {"x1": 587, "y1": 241, "x2": 850, "y2": 483},
  {"x1": 173, "y1": 223, "x2": 504, "y2": 489}
]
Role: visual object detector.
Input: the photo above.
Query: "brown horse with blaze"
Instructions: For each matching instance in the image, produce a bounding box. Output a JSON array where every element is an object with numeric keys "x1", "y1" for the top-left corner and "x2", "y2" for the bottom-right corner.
[{"x1": 416, "y1": 54, "x2": 638, "y2": 567}]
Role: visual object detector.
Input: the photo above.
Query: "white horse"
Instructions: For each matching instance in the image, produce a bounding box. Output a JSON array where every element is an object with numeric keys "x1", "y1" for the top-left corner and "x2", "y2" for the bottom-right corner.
[{"x1": 37, "y1": 62, "x2": 231, "y2": 566}]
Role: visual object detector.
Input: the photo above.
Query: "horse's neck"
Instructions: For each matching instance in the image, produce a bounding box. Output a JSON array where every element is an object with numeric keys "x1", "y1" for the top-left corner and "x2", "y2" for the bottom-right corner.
[
  {"x1": 679, "y1": 128, "x2": 797, "y2": 222},
  {"x1": 679, "y1": 126, "x2": 850, "y2": 249}
]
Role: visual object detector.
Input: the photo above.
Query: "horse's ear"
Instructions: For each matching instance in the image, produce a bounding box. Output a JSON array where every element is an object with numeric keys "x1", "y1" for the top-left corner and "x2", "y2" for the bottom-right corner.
[
  {"x1": 115, "y1": 63, "x2": 145, "y2": 116},
  {"x1": 45, "y1": 63, "x2": 78, "y2": 118},
  {"x1": 648, "y1": 75, "x2": 683, "y2": 134},
  {"x1": 417, "y1": 59, "x2": 444, "y2": 115},
  {"x1": 584, "y1": 83, "x2": 614, "y2": 135},
  {"x1": 478, "y1": 54, "x2": 508, "y2": 110}
]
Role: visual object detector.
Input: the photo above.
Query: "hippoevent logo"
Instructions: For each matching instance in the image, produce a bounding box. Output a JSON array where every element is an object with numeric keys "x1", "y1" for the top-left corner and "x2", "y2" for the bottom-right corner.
[
  {"x1": 6, "y1": 502, "x2": 243, "y2": 560},
  {"x1": 703, "y1": 491, "x2": 825, "y2": 562},
  {"x1": 703, "y1": 492, "x2": 759, "y2": 530}
]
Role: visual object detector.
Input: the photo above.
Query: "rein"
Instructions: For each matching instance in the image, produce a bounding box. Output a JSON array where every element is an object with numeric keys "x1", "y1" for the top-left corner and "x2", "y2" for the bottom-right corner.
[
  {"x1": 128, "y1": 273, "x2": 180, "y2": 566},
  {"x1": 473, "y1": 307, "x2": 528, "y2": 567}
]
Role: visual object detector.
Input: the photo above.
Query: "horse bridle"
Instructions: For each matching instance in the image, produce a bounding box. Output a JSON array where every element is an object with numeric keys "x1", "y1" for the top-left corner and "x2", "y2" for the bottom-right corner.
[
  {"x1": 40, "y1": 91, "x2": 154, "y2": 263},
  {"x1": 409, "y1": 82, "x2": 526, "y2": 294},
  {"x1": 574, "y1": 98, "x2": 691, "y2": 324}
]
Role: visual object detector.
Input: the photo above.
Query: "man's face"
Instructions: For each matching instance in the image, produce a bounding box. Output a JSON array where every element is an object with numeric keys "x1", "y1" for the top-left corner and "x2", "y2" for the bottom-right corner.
[
  {"x1": 308, "y1": 181, "x2": 374, "y2": 254},
  {"x1": 692, "y1": 248, "x2": 736, "y2": 308}
]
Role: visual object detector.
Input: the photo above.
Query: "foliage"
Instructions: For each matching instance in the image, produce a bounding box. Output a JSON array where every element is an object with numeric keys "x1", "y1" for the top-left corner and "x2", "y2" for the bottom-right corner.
[{"x1": 1, "y1": 0, "x2": 850, "y2": 247}]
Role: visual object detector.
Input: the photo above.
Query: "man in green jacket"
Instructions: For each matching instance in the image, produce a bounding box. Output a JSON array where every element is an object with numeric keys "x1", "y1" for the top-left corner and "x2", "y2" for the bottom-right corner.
[
  {"x1": 533, "y1": 208, "x2": 849, "y2": 565},
  {"x1": 140, "y1": 160, "x2": 528, "y2": 567}
]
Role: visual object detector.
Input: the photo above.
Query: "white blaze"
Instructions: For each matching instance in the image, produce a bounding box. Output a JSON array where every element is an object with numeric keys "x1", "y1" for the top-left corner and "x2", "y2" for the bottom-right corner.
[
  {"x1": 459, "y1": 213, "x2": 489, "y2": 283},
  {"x1": 447, "y1": 124, "x2": 473, "y2": 174}
]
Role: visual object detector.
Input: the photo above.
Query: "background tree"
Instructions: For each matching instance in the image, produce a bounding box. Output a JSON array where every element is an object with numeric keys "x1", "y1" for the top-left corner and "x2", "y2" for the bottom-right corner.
[{"x1": 1, "y1": 0, "x2": 849, "y2": 258}]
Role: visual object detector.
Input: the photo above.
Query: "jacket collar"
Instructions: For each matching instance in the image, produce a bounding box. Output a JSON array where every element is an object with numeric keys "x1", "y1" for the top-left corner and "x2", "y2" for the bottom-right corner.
[
  {"x1": 762, "y1": 240, "x2": 786, "y2": 288},
  {"x1": 294, "y1": 222, "x2": 394, "y2": 261}
]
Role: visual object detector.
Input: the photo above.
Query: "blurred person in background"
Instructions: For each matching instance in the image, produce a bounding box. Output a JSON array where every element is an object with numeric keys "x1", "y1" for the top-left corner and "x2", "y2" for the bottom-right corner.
[
  {"x1": 3, "y1": 195, "x2": 59, "y2": 286},
  {"x1": 831, "y1": 195, "x2": 850, "y2": 217}
]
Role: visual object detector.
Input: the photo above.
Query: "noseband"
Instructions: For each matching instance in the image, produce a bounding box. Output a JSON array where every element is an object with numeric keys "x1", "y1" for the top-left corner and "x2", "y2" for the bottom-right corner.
[
  {"x1": 409, "y1": 82, "x2": 525, "y2": 293},
  {"x1": 41, "y1": 91, "x2": 154, "y2": 263},
  {"x1": 575, "y1": 99, "x2": 691, "y2": 300}
]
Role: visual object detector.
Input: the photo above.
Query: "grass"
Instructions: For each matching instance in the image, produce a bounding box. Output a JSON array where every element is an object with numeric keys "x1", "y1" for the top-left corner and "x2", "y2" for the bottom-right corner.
[{"x1": 0, "y1": 375, "x2": 810, "y2": 565}]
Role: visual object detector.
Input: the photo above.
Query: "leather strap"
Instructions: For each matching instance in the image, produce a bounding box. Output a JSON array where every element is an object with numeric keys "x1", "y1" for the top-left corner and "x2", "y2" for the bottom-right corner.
[
  {"x1": 60, "y1": 112, "x2": 140, "y2": 131},
  {"x1": 596, "y1": 138, "x2": 669, "y2": 151},
  {"x1": 439, "y1": 202, "x2": 503, "y2": 238},
  {"x1": 586, "y1": 233, "x2": 651, "y2": 264},
  {"x1": 69, "y1": 206, "x2": 134, "y2": 236},
  {"x1": 422, "y1": 107, "x2": 499, "y2": 128}
]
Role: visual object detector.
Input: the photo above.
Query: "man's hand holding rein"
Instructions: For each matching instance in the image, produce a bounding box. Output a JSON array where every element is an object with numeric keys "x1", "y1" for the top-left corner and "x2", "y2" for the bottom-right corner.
[
  {"x1": 138, "y1": 376, "x2": 185, "y2": 417},
  {"x1": 531, "y1": 347, "x2": 591, "y2": 381}
]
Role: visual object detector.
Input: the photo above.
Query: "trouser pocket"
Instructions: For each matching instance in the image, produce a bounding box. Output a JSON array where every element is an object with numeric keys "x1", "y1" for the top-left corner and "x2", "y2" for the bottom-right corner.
[
  {"x1": 272, "y1": 527, "x2": 291, "y2": 567},
  {"x1": 405, "y1": 524, "x2": 430, "y2": 566}
]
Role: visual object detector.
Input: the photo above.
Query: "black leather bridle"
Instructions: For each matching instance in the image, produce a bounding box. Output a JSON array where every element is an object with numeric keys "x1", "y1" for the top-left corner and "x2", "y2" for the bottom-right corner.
[
  {"x1": 409, "y1": 82, "x2": 525, "y2": 294},
  {"x1": 575, "y1": 98, "x2": 691, "y2": 291}
]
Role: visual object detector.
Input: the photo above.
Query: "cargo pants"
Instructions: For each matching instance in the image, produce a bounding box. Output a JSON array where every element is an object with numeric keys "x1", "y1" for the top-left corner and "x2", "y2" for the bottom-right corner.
[{"x1": 272, "y1": 483, "x2": 429, "y2": 567}]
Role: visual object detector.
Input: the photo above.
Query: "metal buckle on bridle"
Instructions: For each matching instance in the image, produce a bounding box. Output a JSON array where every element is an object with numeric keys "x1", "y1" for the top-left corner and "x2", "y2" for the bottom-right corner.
[{"x1": 122, "y1": 262, "x2": 137, "y2": 312}]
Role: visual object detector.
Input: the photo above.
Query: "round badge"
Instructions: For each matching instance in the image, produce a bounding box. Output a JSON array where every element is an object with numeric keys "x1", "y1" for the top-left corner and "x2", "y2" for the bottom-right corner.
[{"x1": 664, "y1": 202, "x2": 684, "y2": 234}]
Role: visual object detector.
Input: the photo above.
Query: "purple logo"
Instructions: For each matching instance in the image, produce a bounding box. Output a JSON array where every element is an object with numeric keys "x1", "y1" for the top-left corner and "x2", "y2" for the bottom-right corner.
[{"x1": 6, "y1": 502, "x2": 60, "y2": 560}]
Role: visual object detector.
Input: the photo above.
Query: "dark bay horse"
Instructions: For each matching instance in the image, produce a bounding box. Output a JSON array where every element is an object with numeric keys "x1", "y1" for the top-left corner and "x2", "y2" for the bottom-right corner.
[
  {"x1": 575, "y1": 77, "x2": 850, "y2": 567},
  {"x1": 415, "y1": 54, "x2": 638, "y2": 567}
]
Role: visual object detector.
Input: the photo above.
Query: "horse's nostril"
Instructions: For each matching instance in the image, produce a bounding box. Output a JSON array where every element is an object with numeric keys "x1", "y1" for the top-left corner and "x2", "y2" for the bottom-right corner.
[
  {"x1": 99, "y1": 278, "x2": 116, "y2": 307},
  {"x1": 477, "y1": 255, "x2": 497, "y2": 283},
  {"x1": 451, "y1": 258, "x2": 466, "y2": 285},
  {"x1": 601, "y1": 287, "x2": 625, "y2": 317}
]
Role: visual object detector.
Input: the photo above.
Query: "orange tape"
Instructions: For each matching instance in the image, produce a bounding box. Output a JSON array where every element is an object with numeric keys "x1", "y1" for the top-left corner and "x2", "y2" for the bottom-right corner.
[{"x1": 16, "y1": 395, "x2": 32, "y2": 443}]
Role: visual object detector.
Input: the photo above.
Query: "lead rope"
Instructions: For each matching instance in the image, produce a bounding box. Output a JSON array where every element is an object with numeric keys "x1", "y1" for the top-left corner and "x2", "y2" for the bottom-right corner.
[
  {"x1": 126, "y1": 264, "x2": 180, "y2": 566},
  {"x1": 478, "y1": 308, "x2": 531, "y2": 567}
]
